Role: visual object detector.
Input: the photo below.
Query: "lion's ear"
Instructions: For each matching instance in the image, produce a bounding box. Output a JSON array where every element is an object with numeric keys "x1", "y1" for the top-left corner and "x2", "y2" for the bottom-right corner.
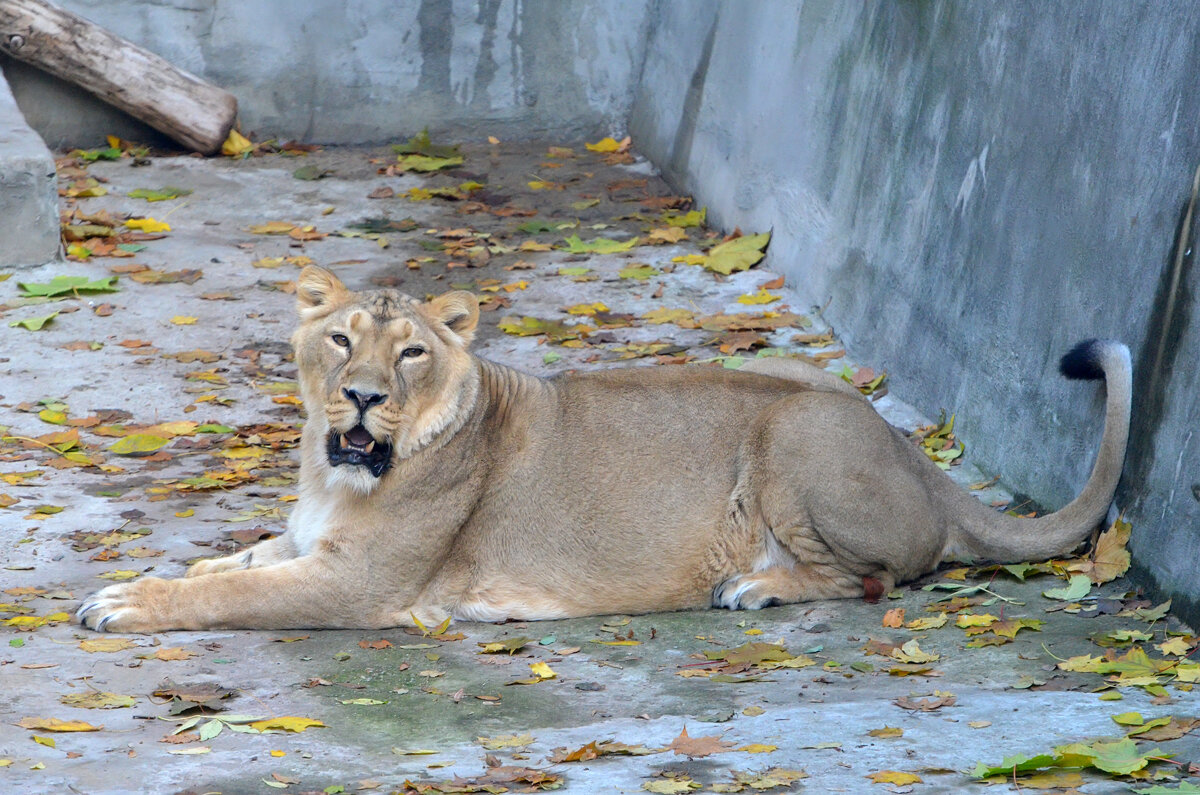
[
  {"x1": 427, "y1": 290, "x2": 479, "y2": 345},
  {"x1": 296, "y1": 266, "x2": 350, "y2": 316}
]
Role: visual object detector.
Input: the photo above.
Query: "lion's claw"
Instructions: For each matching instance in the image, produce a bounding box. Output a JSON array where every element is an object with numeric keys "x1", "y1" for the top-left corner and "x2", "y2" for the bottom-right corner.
[{"x1": 76, "y1": 578, "x2": 171, "y2": 633}]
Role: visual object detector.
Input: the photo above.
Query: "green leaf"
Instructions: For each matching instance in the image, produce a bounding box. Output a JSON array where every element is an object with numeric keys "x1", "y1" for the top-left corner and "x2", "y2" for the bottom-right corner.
[
  {"x1": 1054, "y1": 737, "x2": 1171, "y2": 775},
  {"x1": 970, "y1": 752, "x2": 1063, "y2": 779},
  {"x1": 128, "y1": 186, "x2": 193, "y2": 201},
  {"x1": 516, "y1": 220, "x2": 556, "y2": 234},
  {"x1": 396, "y1": 154, "x2": 463, "y2": 172},
  {"x1": 73, "y1": 147, "x2": 121, "y2": 162},
  {"x1": 9, "y1": 312, "x2": 58, "y2": 331},
  {"x1": 198, "y1": 719, "x2": 223, "y2": 742},
  {"x1": 618, "y1": 264, "x2": 658, "y2": 279},
  {"x1": 562, "y1": 234, "x2": 641, "y2": 254},
  {"x1": 661, "y1": 207, "x2": 706, "y2": 228},
  {"x1": 704, "y1": 232, "x2": 771, "y2": 275},
  {"x1": 109, "y1": 434, "x2": 171, "y2": 455},
  {"x1": 392, "y1": 129, "x2": 460, "y2": 158},
  {"x1": 18, "y1": 275, "x2": 119, "y2": 297},
  {"x1": 292, "y1": 165, "x2": 328, "y2": 181},
  {"x1": 195, "y1": 424, "x2": 235, "y2": 434},
  {"x1": 1042, "y1": 574, "x2": 1091, "y2": 601}
]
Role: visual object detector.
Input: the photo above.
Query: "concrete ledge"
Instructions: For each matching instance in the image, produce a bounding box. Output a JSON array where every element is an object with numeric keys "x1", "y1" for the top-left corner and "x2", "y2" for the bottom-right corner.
[{"x1": 0, "y1": 68, "x2": 58, "y2": 268}]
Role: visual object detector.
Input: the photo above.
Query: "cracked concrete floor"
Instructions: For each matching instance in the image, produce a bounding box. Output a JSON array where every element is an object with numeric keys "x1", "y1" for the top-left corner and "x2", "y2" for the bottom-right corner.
[{"x1": 0, "y1": 141, "x2": 1196, "y2": 794}]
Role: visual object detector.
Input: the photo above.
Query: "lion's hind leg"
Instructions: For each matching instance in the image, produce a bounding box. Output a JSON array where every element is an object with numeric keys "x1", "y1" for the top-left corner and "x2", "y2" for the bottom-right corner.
[{"x1": 712, "y1": 558, "x2": 893, "y2": 610}]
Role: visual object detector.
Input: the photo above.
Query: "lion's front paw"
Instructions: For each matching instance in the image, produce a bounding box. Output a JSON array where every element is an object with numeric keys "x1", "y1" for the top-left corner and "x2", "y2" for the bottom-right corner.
[
  {"x1": 76, "y1": 577, "x2": 176, "y2": 633},
  {"x1": 186, "y1": 550, "x2": 251, "y2": 578},
  {"x1": 712, "y1": 574, "x2": 783, "y2": 611}
]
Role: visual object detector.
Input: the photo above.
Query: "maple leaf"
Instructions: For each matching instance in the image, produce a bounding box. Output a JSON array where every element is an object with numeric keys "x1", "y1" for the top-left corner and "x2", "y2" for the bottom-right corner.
[
  {"x1": 866, "y1": 770, "x2": 922, "y2": 786},
  {"x1": 881, "y1": 607, "x2": 905, "y2": 628},
  {"x1": 1068, "y1": 515, "x2": 1132, "y2": 584},
  {"x1": 666, "y1": 726, "x2": 735, "y2": 757}
]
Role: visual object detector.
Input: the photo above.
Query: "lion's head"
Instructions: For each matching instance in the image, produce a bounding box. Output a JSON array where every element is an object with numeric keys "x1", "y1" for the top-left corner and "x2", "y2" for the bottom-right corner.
[{"x1": 291, "y1": 266, "x2": 480, "y2": 493}]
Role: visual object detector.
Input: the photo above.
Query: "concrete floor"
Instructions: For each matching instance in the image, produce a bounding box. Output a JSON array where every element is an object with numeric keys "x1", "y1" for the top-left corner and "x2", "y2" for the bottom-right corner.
[{"x1": 0, "y1": 142, "x2": 1196, "y2": 794}]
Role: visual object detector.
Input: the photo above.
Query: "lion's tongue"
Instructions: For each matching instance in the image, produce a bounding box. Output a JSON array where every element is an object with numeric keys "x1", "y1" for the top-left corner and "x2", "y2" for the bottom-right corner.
[{"x1": 345, "y1": 427, "x2": 373, "y2": 447}]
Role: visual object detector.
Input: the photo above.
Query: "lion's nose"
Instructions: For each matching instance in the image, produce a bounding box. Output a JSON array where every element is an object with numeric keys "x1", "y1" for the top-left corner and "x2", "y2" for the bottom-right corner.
[{"x1": 343, "y1": 387, "x2": 387, "y2": 412}]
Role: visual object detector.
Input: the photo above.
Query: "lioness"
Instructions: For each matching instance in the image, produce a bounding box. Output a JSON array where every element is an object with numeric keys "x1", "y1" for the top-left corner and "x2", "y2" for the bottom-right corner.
[{"x1": 78, "y1": 266, "x2": 1131, "y2": 632}]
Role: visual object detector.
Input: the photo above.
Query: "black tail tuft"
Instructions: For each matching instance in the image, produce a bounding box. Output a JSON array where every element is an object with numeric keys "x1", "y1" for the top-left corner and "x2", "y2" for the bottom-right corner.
[{"x1": 1059, "y1": 339, "x2": 1107, "y2": 380}]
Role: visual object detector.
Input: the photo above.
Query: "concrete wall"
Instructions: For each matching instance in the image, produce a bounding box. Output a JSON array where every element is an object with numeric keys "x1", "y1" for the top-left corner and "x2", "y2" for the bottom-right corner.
[
  {"x1": 2, "y1": 0, "x2": 652, "y2": 148},
  {"x1": 631, "y1": 0, "x2": 1200, "y2": 623}
]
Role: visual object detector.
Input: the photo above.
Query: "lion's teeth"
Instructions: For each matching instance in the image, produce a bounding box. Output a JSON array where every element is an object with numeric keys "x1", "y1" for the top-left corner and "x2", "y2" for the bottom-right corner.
[
  {"x1": 365, "y1": 441, "x2": 376, "y2": 454},
  {"x1": 340, "y1": 435, "x2": 350, "y2": 449}
]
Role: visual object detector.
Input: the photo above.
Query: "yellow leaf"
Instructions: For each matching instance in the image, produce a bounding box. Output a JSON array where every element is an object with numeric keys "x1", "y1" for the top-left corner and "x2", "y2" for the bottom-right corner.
[
  {"x1": 247, "y1": 221, "x2": 297, "y2": 235},
  {"x1": 942, "y1": 567, "x2": 969, "y2": 580},
  {"x1": 672, "y1": 254, "x2": 707, "y2": 266},
  {"x1": 905, "y1": 612, "x2": 948, "y2": 631},
  {"x1": 33, "y1": 736, "x2": 55, "y2": 748},
  {"x1": 124, "y1": 218, "x2": 171, "y2": 233},
  {"x1": 704, "y1": 232, "x2": 770, "y2": 275},
  {"x1": 109, "y1": 434, "x2": 171, "y2": 455},
  {"x1": 477, "y1": 733, "x2": 535, "y2": 750},
  {"x1": 890, "y1": 639, "x2": 939, "y2": 664},
  {"x1": 253, "y1": 257, "x2": 286, "y2": 269},
  {"x1": 647, "y1": 226, "x2": 688, "y2": 244},
  {"x1": 867, "y1": 770, "x2": 922, "y2": 786},
  {"x1": 955, "y1": 613, "x2": 998, "y2": 628},
  {"x1": 222, "y1": 129, "x2": 254, "y2": 157},
  {"x1": 529, "y1": 662, "x2": 556, "y2": 680},
  {"x1": 175, "y1": 509, "x2": 194, "y2": 518},
  {"x1": 18, "y1": 717, "x2": 102, "y2": 732},
  {"x1": 1158, "y1": 636, "x2": 1193, "y2": 656},
  {"x1": 867, "y1": 727, "x2": 903, "y2": 739},
  {"x1": 97, "y1": 570, "x2": 139, "y2": 581},
  {"x1": 170, "y1": 316, "x2": 198, "y2": 325},
  {"x1": 737, "y1": 744, "x2": 777, "y2": 753},
  {"x1": 249, "y1": 716, "x2": 326, "y2": 733},
  {"x1": 585, "y1": 137, "x2": 621, "y2": 153},
  {"x1": 78, "y1": 637, "x2": 138, "y2": 653},
  {"x1": 565, "y1": 302, "x2": 609, "y2": 316},
  {"x1": 737, "y1": 289, "x2": 781, "y2": 305}
]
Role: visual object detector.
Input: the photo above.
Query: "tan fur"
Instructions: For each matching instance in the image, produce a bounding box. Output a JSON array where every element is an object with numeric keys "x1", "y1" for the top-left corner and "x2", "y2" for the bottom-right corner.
[{"x1": 77, "y1": 267, "x2": 1132, "y2": 632}]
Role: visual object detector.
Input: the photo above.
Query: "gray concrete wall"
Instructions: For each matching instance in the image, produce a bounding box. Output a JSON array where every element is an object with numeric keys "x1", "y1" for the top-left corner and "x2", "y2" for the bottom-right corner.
[
  {"x1": 0, "y1": 72, "x2": 58, "y2": 266},
  {"x1": 2, "y1": 0, "x2": 652, "y2": 148},
  {"x1": 631, "y1": 0, "x2": 1200, "y2": 622}
]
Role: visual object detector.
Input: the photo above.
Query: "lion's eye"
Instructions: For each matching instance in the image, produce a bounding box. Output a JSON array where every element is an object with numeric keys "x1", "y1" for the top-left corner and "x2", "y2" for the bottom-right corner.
[
  {"x1": 331, "y1": 334, "x2": 350, "y2": 348},
  {"x1": 401, "y1": 346, "x2": 426, "y2": 360}
]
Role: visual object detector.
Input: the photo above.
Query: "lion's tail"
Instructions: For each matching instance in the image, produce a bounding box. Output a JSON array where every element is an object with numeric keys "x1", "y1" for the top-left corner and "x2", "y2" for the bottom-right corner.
[{"x1": 952, "y1": 339, "x2": 1132, "y2": 562}]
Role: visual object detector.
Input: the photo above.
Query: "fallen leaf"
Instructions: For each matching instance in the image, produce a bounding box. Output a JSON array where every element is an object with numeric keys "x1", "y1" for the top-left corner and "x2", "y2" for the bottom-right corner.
[
  {"x1": 881, "y1": 608, "x2": 905, "y2": 628},
  {"x1": 249, "y1": 717, "x2": 326, "y2": 733},
  {"x1": 60, "y1": 691, "x2": 136, "y2": 709},
  {"x1": 78, "y1": 637, "x2": 138, "y2": 653},
  {"x1": 666, "y1": 726, "x2": 735, "y2": 758},
  {"x1": 477, "y1": 733, "x2": 535, "y2": 750},
  {"x1": 18, "y1": 718, "x2": 102, "y2": 732},
  {"x1": 866, "y1": 770, "x2": 922, "y2": 786},
  {"x1": 124, "y1": 218, "x2": 171, "y2": 233}
]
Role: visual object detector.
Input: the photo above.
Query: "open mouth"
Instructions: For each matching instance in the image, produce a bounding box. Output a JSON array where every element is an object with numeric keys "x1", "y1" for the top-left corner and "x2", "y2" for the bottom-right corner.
[{"x1": 326, "y1": 424, "x2": 393, "y2": 477}]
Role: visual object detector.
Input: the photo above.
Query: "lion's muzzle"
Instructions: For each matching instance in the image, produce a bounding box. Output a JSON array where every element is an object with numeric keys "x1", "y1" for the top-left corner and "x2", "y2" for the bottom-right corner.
[{"x1": 327, "y1": 424, "x2": 393, "y2": 477}]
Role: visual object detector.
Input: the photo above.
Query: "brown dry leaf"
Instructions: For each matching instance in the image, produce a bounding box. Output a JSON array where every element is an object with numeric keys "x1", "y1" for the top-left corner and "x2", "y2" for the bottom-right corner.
[
  {"x1": 758, "y1": 275, "x2": 785, "y2": 290},
  {"x1": 894, "y1": 693, "x2": 956, "y2": 711},
  {"x1": 160, "y1": 731, "x2": 200, "y2": 744},
  {"x1": 666, "y1": 726, "x2": 735, "y2": 758},
  {"x1": 1068, "y1": 515, "x2": 1132, "y2": 584},
  {"x1": 358, "y1": 639, "x2": 393, "y2": 650},
  {"x1": 881, "y1": 608, "x2": 905, "y2": 628}
]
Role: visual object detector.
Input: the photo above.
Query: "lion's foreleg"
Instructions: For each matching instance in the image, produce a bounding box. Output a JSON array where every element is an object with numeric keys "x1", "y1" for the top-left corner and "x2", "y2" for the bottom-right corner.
[
  {"x1": 78, "y1": 551, "x2": 382, "y2": 632},
  {"x1": 185, "y1": 534, "x2": 298, "y2": 577}
]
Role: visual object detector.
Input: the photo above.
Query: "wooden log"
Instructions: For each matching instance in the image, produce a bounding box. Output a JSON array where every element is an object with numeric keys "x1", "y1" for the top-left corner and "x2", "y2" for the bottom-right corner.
[{"x1": 0, "y1": 0, "x2": 237, "y2": 154}]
